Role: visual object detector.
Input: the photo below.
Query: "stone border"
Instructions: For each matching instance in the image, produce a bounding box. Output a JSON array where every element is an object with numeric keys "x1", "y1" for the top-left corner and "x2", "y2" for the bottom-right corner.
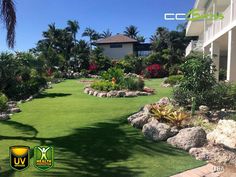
[{"x1": 84, "y1": 87, "x2": 153, "y2": 98}]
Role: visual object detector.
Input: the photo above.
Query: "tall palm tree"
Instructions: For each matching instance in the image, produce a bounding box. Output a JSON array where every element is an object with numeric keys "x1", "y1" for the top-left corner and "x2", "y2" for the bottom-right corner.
[
  {"x1": 1, "y1": 0, "x2": 16, "y2": 48},
  {"x1": 67, "y1": 20, "x2": 80, "y2": 45},
  {"x1": 101, "y1": 29, "x2": 112, "y2": 38},
  {"x1": 124, "y1": 25, "x2": 139, "y2": 39},
  {"x1": 82, "y1": 27, "x2": 100, "y2": 50}
]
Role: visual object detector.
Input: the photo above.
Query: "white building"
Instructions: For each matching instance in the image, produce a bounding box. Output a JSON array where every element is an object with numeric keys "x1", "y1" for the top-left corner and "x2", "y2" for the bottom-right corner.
[
  {"x1": 186, "y1": 0, "x2": 236, "y2": 82},
  {"x1": 94, "y1": 35, "x2": 151, "y2": 60}
]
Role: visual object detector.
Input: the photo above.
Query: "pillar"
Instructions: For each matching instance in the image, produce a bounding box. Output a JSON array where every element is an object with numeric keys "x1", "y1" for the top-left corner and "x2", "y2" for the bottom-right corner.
[{"x1": 227, "y1": 29, "x2": 236, "y2": 82}]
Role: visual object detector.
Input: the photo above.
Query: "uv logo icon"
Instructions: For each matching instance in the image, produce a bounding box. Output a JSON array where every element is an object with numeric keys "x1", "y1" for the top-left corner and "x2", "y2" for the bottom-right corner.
[
  {"x1": 9, "y1": 146, "x2": 30, "y2": 171},
  {"x1": 33, "y1": 146, "x2": 54, "y2": 171}
]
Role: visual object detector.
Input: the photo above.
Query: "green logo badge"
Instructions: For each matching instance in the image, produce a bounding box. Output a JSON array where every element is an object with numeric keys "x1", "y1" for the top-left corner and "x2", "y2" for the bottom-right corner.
[
  {"x1": 33, "y1": 146, "x2": 54, "y2": 171},
  {"x1": 9, "y1": 146, "x2": 30, "y2": 171}
]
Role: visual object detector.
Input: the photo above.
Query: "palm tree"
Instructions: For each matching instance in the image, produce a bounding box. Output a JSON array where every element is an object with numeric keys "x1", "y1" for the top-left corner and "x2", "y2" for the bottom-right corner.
[
  {"x1": 101, "y1": 29, "x2": 112, "y2": 38},
  {"x1": 67, "y1": 20, "x2": 80, "y2": 45},
  {"x1": 124, "y1": 25, "x2": 139, "y2": 39},
  {"x1": 136, "y1": 35, "x2": 145, "y2": 43},
  {"x1": 1, "y1": 0, "x2": 16, "y2": 48},
  {"x1": 82, "y1": 27, "x2": 100, "y2": 50}
]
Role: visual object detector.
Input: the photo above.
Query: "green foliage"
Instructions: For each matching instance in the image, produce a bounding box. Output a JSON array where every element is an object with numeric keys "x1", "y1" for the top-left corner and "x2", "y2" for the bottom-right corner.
[
  {"x1": 117, "y1": 55, "x2": 145, "y2": 74},
  {"x1": 164, "y1": 75, "x2": 183, "y2": 86},
  {"x1": 91, "y1": 47, "x2": 112, "y2": 71},
  {"x1": 144, "y1": 52, "x2": 162, "y2": 65},
  {"x1": 174, "y1": 52, "x2": 236, "y2": 110},
  {"x1": 0, "y1": 92, "x2": 8, "y2": 111},
  {"x1": 101, "y1": 67, "x2": 125, "y2": 84},
  {"x1": 123, "y1": 77, "x2": 144, "y2": 91},
  {"x1": 168, "y1": 64, "x2": 181, "y2": 75},
  {"x1": 188, "y1": 117, "x2": 216, "y2": 132},
  {"x1": 0, "y1": 52, "x2": 47, "y2": 100},
  {"x1": 150, "y1": 103, "x2": 189, "y2": 127},
  {"x1": 91, "y1": 80, "x2": 120, "y2": 91},
  {"x1": 174, "y1": 53, "x2": 217, "y2": 107},
  {"x1": 219, "y1": 68, "x2": 227, "y2": 81}
]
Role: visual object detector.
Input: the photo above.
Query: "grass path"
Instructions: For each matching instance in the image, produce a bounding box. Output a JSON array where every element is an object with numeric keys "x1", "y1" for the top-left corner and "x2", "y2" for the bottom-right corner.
[{"x1": 0, "y1": 79, "x2": 205, "y2": 177}]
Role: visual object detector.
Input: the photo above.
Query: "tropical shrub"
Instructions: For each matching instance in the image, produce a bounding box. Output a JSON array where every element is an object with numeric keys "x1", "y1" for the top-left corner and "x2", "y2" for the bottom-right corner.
[
  {"x1": 164, "y1": 75, "x2": 183, "y2": 86},
  {"x1": 168, "y1": 64, "x2": 181, "y2": 75},
  {"x1": 150, "y1": 102, "x2": 189, "y2": 127},
  {"x1": 0, "y1": 92, "x2": 8, "y2": 111},
  {"x1": 117, "y1": 55, "x2": 145, "y2": 74},
  {"x1": 143, "y1": 64, "x2": 168, "y2": 78},
  {"x1": 123, "y1": 77, "x2": 144, "y2": 91},
  {"x1": 101, "y1": 67, "x2": 125, "y2": 84},
  {"x1": 91, "y1": 80, "x2": 120, "y2": 91},
  {"x1": 144, "y1": 52, "x2": 162, "y2": 65},
  {"x1": 174, "y1": 52, "x2": 236, "y2": 109}
]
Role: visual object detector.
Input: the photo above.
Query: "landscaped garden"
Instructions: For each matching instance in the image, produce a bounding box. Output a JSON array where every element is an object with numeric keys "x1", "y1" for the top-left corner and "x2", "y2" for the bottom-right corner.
[{"x1": 0, "y1": 79, "x2": 206, "y2": 177}]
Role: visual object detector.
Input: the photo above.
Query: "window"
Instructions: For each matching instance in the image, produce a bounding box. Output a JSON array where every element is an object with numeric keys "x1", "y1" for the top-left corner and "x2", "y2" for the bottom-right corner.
[{"x1": 110, "y1": 43, "x2": 123, "y2": 48}]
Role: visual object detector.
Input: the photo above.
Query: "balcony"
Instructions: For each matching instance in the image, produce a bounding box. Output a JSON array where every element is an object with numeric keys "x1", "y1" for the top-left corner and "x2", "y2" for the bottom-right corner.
[
  {"x1": 204, "y1": 1, "x2": 236, "y2": 44},
  {"x1": 185, "y1": 40, "x2": 203, "y2": 56}
]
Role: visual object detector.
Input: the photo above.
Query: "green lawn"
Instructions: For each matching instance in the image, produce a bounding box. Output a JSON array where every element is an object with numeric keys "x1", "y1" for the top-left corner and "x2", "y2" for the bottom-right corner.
[{"x1": 0, "y1": 79, "x2": 205, "y2": 177}]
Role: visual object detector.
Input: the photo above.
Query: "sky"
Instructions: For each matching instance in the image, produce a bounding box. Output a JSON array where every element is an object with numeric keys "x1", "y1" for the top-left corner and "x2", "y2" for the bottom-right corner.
[{"x1": 0, "y1": 0, "x2": 195, "y2": 51}]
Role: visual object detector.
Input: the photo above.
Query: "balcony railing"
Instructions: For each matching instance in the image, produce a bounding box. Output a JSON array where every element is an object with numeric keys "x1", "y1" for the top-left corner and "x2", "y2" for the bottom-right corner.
[
  {"x1": 204, "y1": 3, "x2": 235, "y2": 43},
  {"x1": 185, "y1": 40, "x2": 203, "y2": 56}
]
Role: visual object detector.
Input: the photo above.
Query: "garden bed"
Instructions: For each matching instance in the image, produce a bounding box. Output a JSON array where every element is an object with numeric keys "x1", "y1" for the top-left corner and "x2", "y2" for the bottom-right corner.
[
  {"x1": 127, "y1": 97, "x2": 236, "y2": 166},
  {"x1": 84, "y1": 86, "x2": 153, "y2": 98}
]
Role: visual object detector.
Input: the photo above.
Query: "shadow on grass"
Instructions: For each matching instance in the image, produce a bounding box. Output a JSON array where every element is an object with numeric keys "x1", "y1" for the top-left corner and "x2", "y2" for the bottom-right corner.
[
  {"x1": 0, "y1": 116, "x2": 192, "y2": 177},
  {"x1": 36, "y1": 93, "x2": 72, "y2": 99}
]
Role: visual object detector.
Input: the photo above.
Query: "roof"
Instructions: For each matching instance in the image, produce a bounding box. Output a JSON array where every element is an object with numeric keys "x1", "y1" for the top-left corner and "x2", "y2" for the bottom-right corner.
[{"x1": 94, "y1": 34, "x2": 138, "y2": 44}]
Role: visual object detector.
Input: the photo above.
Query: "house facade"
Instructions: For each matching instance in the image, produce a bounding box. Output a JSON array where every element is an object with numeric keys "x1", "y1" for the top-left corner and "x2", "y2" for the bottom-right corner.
[
  {"x1": 94, "y1": 34, "x2": 151, "y2": 60},
  {"x1": 186, "y1": 0, "x2": 236, "y2": 82}
]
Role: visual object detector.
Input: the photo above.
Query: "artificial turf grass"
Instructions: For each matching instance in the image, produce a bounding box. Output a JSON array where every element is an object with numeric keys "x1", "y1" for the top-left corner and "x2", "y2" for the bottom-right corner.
[{"x1": 0, "y1": 79, "x2": 205, "y2": 177}]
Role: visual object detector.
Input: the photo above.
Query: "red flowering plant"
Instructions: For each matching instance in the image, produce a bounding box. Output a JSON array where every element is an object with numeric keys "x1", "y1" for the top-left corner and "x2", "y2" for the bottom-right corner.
[
  {"x1": 88, "y1": 63, "x2": 98, "y2": 73},
  {"x1": 143, "y1": 64, "x2": 168, "y2": 78}
]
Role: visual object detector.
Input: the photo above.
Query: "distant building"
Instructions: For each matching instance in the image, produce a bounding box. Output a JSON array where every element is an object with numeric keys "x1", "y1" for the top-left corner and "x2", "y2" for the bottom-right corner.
[{"x1": 94, "y1": 34, "x2": 151, "y2": 59}]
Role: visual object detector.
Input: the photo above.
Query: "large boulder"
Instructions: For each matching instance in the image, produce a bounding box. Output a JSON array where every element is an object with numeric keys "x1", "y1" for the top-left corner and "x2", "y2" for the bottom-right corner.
[
  {"x1": 142, "y1": 119, "x2": 179, "y2": 141},
  {"x1": 189, "y1": 144, "x2": 236, "y2": 165},
  {"x1": 0, "y1": 114, "x2": 10, "y2": 120},
  {"x1": 9, "y1": 108, "x2": 21, "y2": 113},
  {"x1": 207, "y1": 120, "x2": 236, "y2": 149},
  {"x1": 127, "y1": 111, "x2": 150, "y2": 129},
  {"x1": 167, "y1": 127, "x2": 206, "y2": 151}
]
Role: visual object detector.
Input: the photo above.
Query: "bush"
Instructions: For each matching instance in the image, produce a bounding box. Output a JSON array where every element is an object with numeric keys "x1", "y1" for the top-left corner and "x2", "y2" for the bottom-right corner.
[
  {"x1": 174, "y1": 52, "x2": 236, "y2": 109},
  {"x1": 123, "y1": 77, "x2": 144, "y2": 91},
  {"x1": 91, "y1": 80, "x2": 120, "y2": 91},
  {"x1": 143, "y1": 64, "x2": 168, "y2": 78},
  {"x1": 164, "y1": 75, "x2": 183, "y2": 86},
  {"x1": 168, "y1": 64, "x2": 181, "y2": 75},
  {"x1": 117, "y1": 55, "x2": 145, "y2": 74},
  {"x1": 101, "y1": 67, "x2": 125, "y2": 84},
  {"x1": 0, "y1": 92, "x2": 8, "y2": 111}
]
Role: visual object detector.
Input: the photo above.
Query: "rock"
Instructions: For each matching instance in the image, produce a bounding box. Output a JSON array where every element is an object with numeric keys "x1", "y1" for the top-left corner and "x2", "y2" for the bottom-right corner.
[
  {"x1": 88, "y1": 90, "x2": 94, "y2": 95},
  {"x1": 117, "y1": 91, "x2": 126, "y2": 97},
  {"x1": 167, "y1": 127, "x2": 206, "y2": 151},
  {"x1": 137, "y1": 91, "x2": 150, "y2": 96},
  {"x1": 207, "y1": 120, "x2": 236, "y2": 149},
  {"x1": 142, "y1": 120, "x2": 179, "y2": 141},
  {"x1": 26, "y1": 96, "x2": 33, "y2": 102},
  {"x1": 93, "y1": 91, "x2": 98, "y2": 97},
  {"x1": 199, "y1": 105, "x2": 209, "y2": 112},
  {"x1": 128, "y1": 111, "x2": 150, "y2": 129},
  {"x1": 0, "y1": 114, "x2": 10, "y2": 120},
  {"x1": 125, "y1": 92, "x2": 137, "y2": 97},
  {"x1": 143, "y1": 104, "x2": 152, "y2": 114},
  {"x1": 107, "y1": 91, "x2": 118, "y2": 97},
  {"x1": 189, "y1": 144, "x2": 236, "y2": 165},
  {"x1": 9, "y1": 108, "x2": 21, "y2": 113},
  {"x1": 158, "y1": 97, "x2": 171, "y2": 105},
  {"x1": 97, "y1": 92, "x2": 107, "y2": 98},
  {"x1": 84, "y1": 88, "x2": 90, "y2": 94},
  {"x1": 161, "y1": 83, "x2": 171, "y2": 88}
]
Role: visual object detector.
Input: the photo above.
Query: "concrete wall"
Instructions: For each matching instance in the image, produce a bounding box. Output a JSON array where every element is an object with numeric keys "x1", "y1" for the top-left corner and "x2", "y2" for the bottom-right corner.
[{"x1": 98, "y1": 43, "x2": 134, "y2": 60}]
